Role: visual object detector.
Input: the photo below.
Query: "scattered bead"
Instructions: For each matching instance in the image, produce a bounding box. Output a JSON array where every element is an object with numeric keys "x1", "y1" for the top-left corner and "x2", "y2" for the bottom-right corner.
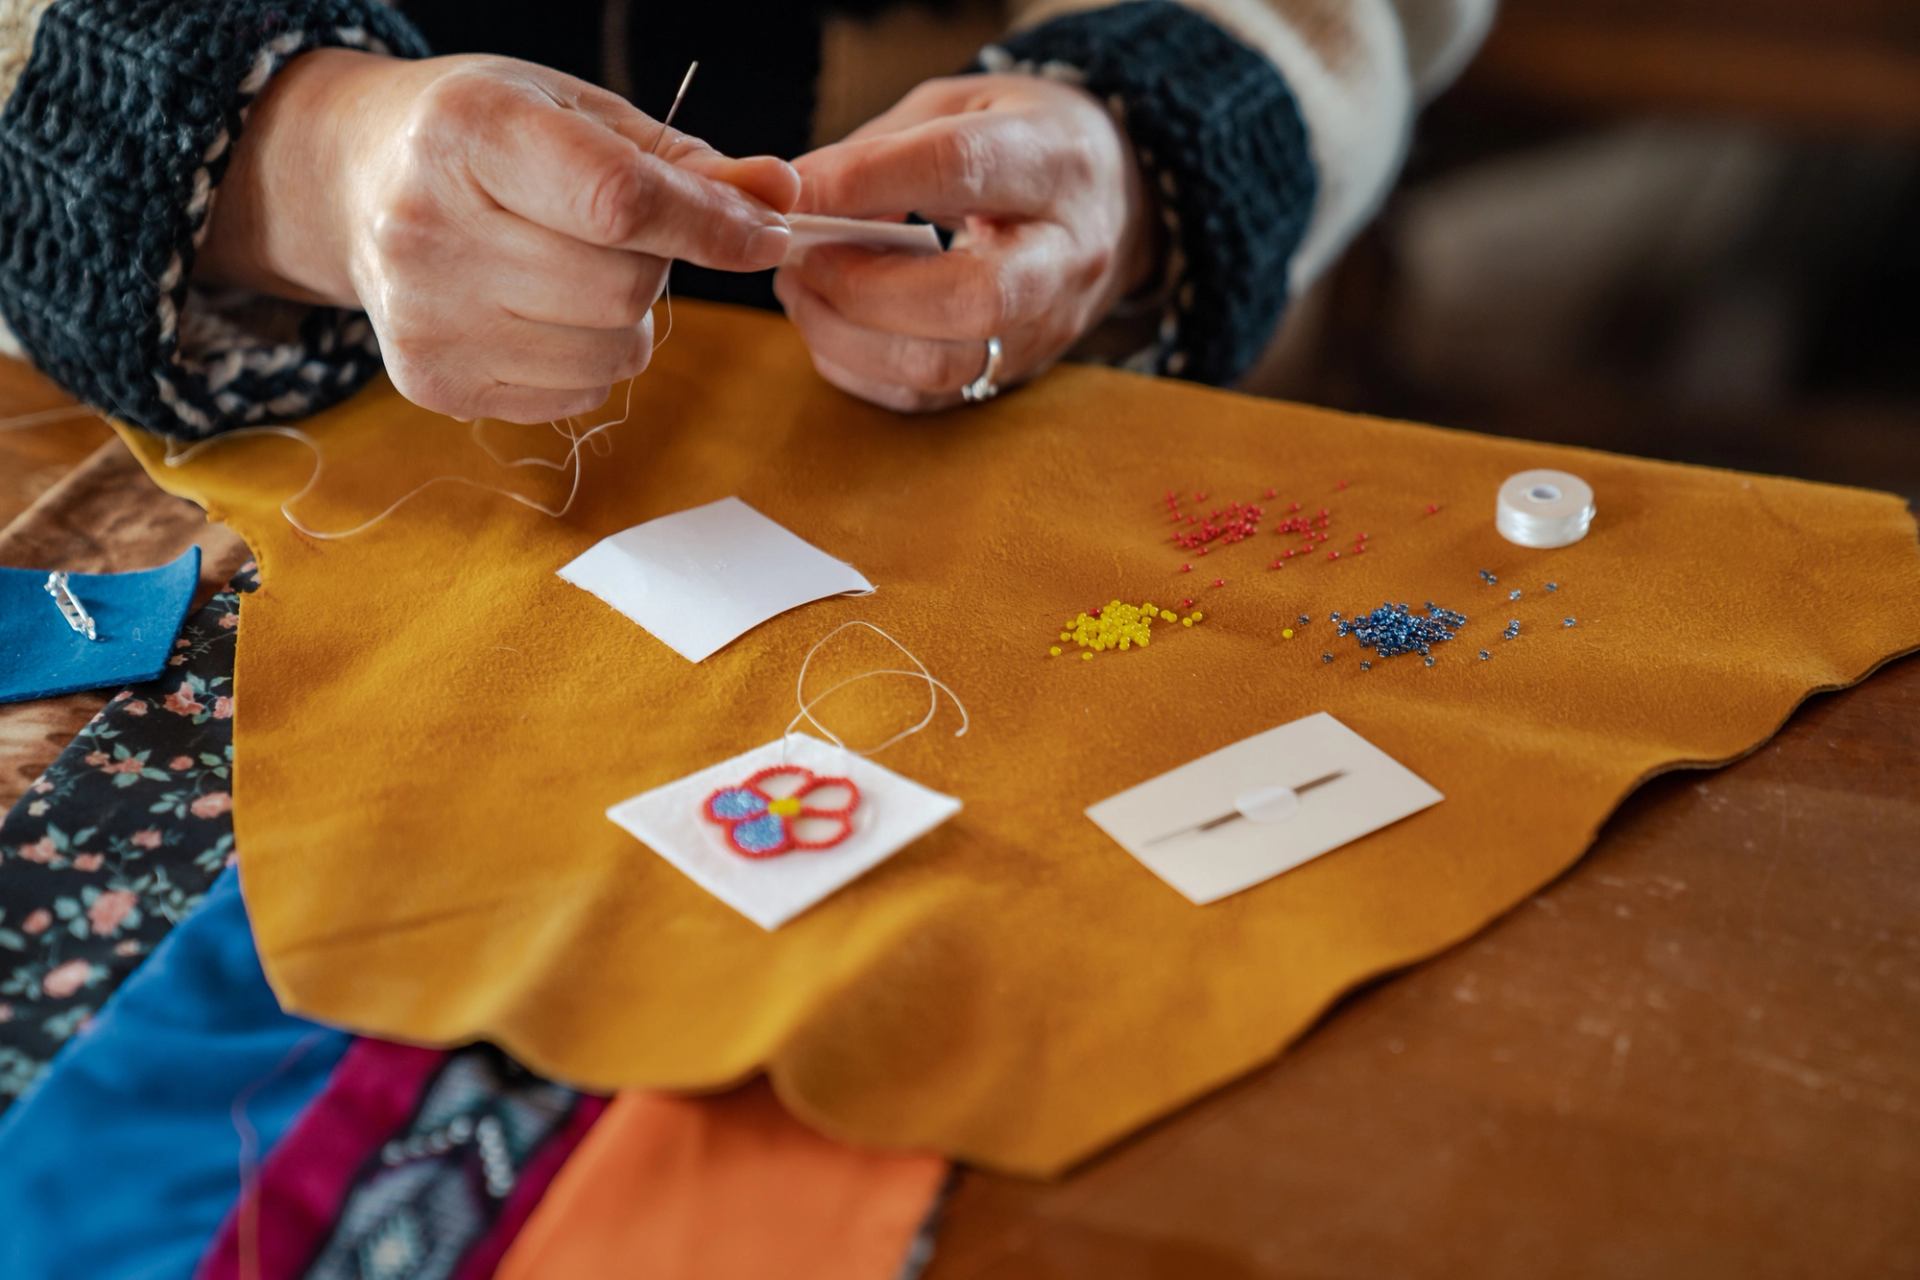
[
  {"x1": 1182, "y1": 617, "x2": 1193, "y2": 627},
  {"x1": 1425, "y1": 503, "x2": 1441, "y2": 515},
  {"x1": 1192, "y1": 611, "x2": 1205, "y2": 622},
  {"x1": 1082, "y1": 651, "x2": 1094, "y2": 661},
  {"x1": 1298, "y1": 614, "x2": 1310, "y2": 625},
  {"x1": 1423, "y1": 655, "x2": 1436, "y2": 667},
  {"x1": 1545, "y1": 582, "x2": 1559, "y2": 592},
  {"x1": 1181, "y1": 563, "x2": 1192, "y2": 573},
  {"x1": 1509, "y1": 588, "x2": 1522, "y2": 601},
  {"x1": 1479, "y1": 649, "x2": 1491, "y2": 661},
  {"x1": 1478, "y1": 569, "x2": 1498, "y2": 585},
  {"x1": 1211, "y1": 578, "x2": 1225, "y2": 588},
  {"x1": 1564, "y1": 616, "x2": 1577, "y2": 627},
  {"x1": 1359, "y1": 659, "x2": 1372, "y2": 671},
  {"x1": 1322, "y1": 652, "x2": 1334, "y2": 664},
  {"x1": 1181, "y1": 598, "x2": 1194, "y2": 608},
  {"x1": 1328, "y1": 550, "x2": 1340, "y2": 560},
  {"x1": 1049, "y1": 647, "x2": 1061, "y2": 657}
]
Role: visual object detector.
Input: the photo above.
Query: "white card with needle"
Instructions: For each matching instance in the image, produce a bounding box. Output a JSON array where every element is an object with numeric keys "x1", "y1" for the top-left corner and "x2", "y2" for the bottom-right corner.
[
  {"x1": 1085, "y1": 712, "x2": 1442, "y2": 905},
  {"x1": 607, "y1": 732, "x2": 960, "y2": 930},
  {"x1": 558, "y1": 497, "x2": 872, "y2": 662}
]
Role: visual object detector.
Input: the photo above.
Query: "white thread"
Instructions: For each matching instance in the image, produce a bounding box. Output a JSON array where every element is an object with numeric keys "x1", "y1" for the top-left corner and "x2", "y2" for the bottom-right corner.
[
  {"x1": 1496, "y1": 469, "x2": 1595, "y2": 548},
  {"x1": 0, "y1": 404, "x2": 101, "y2": 431},
  {"x1": 783, "y1": 620, "x2": 969, "y2": 762}
]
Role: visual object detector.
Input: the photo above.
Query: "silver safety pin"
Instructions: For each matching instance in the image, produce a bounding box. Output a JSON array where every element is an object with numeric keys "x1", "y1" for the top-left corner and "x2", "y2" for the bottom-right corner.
[
  {"x1": 44, "y1": 571, "x2": 101, "y2": 642},
  {"x1": 1142, "y1": 770, "x2": 1346, "y2": 846}
]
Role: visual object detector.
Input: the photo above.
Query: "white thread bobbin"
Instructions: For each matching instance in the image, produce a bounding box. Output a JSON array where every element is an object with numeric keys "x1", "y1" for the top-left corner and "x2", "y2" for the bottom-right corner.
[{"x1": 1496, "y1": 469, "x2": 1595, "y2": 548}]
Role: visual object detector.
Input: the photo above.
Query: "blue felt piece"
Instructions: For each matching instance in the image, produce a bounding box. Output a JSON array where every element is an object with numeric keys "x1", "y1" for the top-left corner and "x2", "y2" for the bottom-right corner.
[
  {"x1": 710, "y1": 787, "x2": 768, "y2": 819},
  {"x1": 734, "y1": 812, "x2": 788, "y2": 853},
  {"x1": 0, "y1": 545, "x2": 202, "y2": 704},
  {"x1": 0, "y1": 868, "x2": 350, "y2": 1280}
]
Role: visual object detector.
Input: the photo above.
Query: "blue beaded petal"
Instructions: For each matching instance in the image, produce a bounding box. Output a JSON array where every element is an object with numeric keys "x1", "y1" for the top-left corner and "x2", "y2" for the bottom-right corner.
[
  {"x1": 731, "y1": 813, "x2": 788, "y2": 854},
  {"x1": 709, "y1": 788, "x2": 769, "y2": 820}
]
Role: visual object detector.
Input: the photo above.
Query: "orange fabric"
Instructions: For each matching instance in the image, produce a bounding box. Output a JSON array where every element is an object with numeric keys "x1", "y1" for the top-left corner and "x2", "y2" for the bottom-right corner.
[
  {"x1": 118, "y1": 301, "x2": 1920, "y2": 1176},
  {"x1": 495, "y1": 1083, "x2": 946, "y2": 1279}
]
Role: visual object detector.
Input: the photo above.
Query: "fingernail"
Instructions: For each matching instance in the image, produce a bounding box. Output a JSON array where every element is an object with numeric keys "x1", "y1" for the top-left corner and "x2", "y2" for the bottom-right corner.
[{"x1": 745, "y1": 224, "x2": 791, "y2": 268}]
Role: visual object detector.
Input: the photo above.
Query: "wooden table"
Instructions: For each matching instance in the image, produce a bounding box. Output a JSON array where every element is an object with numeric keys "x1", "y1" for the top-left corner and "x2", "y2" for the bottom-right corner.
[{"x1": 4, "y1": 361, "x2": 1915, "y2": 1278}]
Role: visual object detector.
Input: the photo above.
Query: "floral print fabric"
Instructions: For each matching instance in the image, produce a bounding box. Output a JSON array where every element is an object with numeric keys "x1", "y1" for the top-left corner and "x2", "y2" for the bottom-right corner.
[{"x1": 0, "y1": 564, "x2": 257, "y2": 1107}]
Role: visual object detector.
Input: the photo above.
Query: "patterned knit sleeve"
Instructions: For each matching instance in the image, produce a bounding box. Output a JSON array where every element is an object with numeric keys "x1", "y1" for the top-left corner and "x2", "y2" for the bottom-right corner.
[
  {"x1": 983, "y1": 0, "x2": 1493, "y2": 386},
  {"x1": 0, "y1": 0, "x2": 430, "y2": 439}
]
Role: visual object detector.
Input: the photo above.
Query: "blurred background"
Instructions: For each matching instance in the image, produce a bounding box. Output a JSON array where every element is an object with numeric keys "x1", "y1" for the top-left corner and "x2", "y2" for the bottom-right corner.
[
  {"x1": 1257, "y1": 0, "x2": 1920, "y2": 500},
  {"x1": 5, "y1": 0, "x2": 1917, "y2": 510}
]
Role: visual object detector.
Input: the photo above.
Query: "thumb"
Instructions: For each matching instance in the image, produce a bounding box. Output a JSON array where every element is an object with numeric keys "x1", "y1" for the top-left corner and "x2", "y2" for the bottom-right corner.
[{"x1": 604, "y1": 117, "x2": 802, "y2": 213}]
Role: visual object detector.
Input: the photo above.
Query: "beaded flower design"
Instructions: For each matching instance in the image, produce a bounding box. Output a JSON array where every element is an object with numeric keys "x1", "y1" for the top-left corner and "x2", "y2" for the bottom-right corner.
[{"x1": 702, "y1": 766, "x2": 861, "y2": 859}]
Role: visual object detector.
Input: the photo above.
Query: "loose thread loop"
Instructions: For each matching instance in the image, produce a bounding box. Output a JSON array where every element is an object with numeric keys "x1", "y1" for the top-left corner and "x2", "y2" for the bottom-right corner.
[{"x1": 783, "y1": 620, "x2": 969, "y2": 762}]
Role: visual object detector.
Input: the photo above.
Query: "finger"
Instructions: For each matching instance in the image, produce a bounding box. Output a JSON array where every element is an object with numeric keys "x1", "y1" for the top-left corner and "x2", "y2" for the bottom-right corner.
[
  {"x1": 789, "y1": 227, "x2": 1069, "y2": 341},
  {"x1": 810, "y1": 351, "x2": 952, "y2": 415},
  {"x1": 793, "y1": 112, "x2": 1054, "y2": 221},
  {"x1": 471, "y1": 382, "x2": 620, "y2": 426},
  {"x1": 833, "y1": 78, "x2": 976, "y2": 145},
  {"x1": 480, "y1": 211, "x2": 670, "y2": 329},
  {"x1": 603, "y1": 119, "x2": 803, "y2": 213},
  {"x1": 467, "y1": 102, "x2": 790, "y2": 270},
  {"x1": 485, "y1": 314, "x2": 655, "y2": 390},
  {"x1": 774, "y1": 272, "x2": 999, "y2": 396}
]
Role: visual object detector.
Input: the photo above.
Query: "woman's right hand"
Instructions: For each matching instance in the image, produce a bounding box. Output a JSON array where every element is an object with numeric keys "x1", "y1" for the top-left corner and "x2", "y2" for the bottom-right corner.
[{"x1": 197, "y1": 51, "x2": 800, "y2": 423}]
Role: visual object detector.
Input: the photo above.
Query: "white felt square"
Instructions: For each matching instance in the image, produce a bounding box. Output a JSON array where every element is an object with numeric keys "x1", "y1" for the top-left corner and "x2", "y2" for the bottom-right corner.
[
  {"x1": 557, "y1": 497, "x2": 872, "y2": 662},
  {"x1": 606, "y1": 733, "x2": 961, "y2": 930}
]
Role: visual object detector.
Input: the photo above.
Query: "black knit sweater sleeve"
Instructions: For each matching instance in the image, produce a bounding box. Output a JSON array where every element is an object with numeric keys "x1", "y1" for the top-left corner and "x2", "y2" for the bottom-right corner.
[
  {"x1": 0, "y1": 0, "x2": 429, "y2": 439},
  {"x1": 977, "y1": 0, "x2": 1317, "y2": 386}
]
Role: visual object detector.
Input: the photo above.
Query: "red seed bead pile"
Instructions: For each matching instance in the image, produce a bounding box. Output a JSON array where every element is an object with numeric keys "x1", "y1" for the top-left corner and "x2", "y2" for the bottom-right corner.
[
  {"x1": 1164, "y1": 490, "x2": 1265, "y2": 552},
  {"x1": 1161, "y1": 485, "x2": 1371, "y2": 581}
]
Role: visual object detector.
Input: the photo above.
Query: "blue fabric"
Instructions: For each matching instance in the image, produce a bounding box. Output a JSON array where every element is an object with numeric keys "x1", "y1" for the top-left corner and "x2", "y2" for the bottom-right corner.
[
  {"x1": 0, "y1": 546, "x2": 201, "y2": 704},
  {"x1": 0, "y1": 867, "x2": 351, "y2": 1280}
]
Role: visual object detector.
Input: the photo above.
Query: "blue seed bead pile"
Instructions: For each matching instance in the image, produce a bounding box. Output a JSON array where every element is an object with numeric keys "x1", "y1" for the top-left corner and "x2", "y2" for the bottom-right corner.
[{"x1": 1335, "y1": 601, "x2": 1468, "y2": 662}]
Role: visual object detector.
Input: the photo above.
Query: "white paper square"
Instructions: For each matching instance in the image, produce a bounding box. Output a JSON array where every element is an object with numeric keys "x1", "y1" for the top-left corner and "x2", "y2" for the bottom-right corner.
[
  {"x1": 558, "y1": 497, "x2": 871, "y2": 662},
  {"x1": 607, "y1": 733, "x2": 961, "y2": 930},
  {"x1": 787, "y1": 214, "x2": 942, "y2": 256},
  {"x1": 1085, "y1": 713, "x2": 1443, "y2": 905}
]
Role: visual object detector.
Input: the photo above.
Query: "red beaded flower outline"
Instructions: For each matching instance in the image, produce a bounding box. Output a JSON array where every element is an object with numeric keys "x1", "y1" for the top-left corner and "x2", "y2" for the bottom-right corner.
[{"x1": 702, "y1": 766, "x2": 861, "y2": 859}]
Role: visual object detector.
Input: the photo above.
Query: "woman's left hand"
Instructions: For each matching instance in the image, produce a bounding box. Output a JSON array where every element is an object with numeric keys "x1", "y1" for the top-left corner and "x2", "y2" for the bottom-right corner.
[{"x1": 776, "y1": 74, "x2": 1158, "y2": 412}]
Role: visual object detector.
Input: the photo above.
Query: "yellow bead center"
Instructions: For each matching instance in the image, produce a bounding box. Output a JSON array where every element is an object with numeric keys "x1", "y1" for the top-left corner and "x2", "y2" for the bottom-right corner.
[{"x1": 767, "y1": 796, "x2": 803, "y2": 817}]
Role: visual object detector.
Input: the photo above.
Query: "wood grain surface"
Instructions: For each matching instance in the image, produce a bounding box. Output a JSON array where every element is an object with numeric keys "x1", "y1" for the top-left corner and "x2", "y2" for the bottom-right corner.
[{"x1": 3, "y1": 356, "x2": 1914, "y2": 1276}]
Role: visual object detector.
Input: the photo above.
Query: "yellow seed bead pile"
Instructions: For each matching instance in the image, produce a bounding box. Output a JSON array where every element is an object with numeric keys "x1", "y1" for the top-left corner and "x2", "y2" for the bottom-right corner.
[{"x1": 1047, "y1": 599, "x2": 1202, "y2": 658}]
